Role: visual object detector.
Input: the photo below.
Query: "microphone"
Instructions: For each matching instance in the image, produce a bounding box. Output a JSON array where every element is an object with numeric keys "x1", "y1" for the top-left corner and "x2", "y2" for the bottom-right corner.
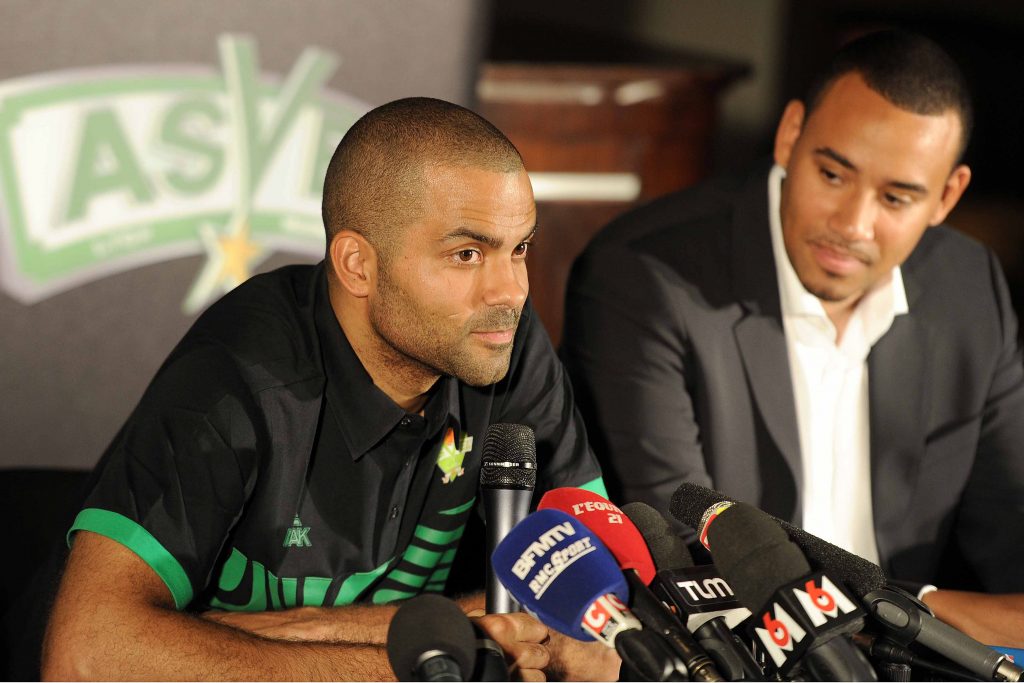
[
  {"x1": 861, "y1": 586, "x2": 1023, "y2": 682},
  {"x1": 700, "y1": 501, "x2": 878, "y2": 681},
  {"x1": 538, "y1": 488, "x2": 724, "y2": 681},
  {"x1": 386, "y1": 594, "x2": 477, "y2": 682},
  {"x1": 470, "y1": 623, "x2": 510, "y2": 682},
  {"x1": 623, "y1": 501, "x2": 765, "y2": 681},
  {"x1": 670, "y1": 482, "x2": 886, "y2": 598},
  {"x1": 492, "y1": 509, "x2": 688, "y2": 681},
  {"x1": 537, "y1": 487, "x2": 655, "y2": 584},
  {"x1": 671, "y1": 482, "x2": 1024, "y2": 682},
  {"x1": 481, "y1": 423, "x2": 537, "y2": 614}
]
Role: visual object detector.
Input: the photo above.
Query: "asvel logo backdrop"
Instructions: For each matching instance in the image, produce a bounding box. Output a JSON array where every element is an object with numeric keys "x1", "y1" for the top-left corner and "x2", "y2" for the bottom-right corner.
[{"x1": 0, "y1": 35, "x2": 369, "y2": 313}]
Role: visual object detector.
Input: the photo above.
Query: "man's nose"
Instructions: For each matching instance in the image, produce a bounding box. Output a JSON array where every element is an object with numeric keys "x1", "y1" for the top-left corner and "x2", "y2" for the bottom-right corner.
[
  {"x1": 482, "y1": 259, "x2": 528, "y2": 310},
  {"x1": 829, "y1": 192, "x2": 877, "y2": 241}
]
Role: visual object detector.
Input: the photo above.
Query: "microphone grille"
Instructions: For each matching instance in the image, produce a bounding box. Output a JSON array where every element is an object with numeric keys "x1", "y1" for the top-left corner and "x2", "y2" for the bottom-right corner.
[{"x1": 480, "y1": 423, "x2": 537, "y2": 489}]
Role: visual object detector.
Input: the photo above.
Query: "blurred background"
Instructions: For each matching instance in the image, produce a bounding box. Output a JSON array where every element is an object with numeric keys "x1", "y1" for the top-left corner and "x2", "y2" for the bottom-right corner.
[{"x1": 2, "y1": 0, "x2": 1022, "y2": 473}]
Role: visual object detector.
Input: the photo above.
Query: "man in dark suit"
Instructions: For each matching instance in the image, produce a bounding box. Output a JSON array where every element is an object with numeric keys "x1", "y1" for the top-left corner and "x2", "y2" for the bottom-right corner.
[{"x1": 563, "y1": 30, "x2": 1024, "y2": 645}]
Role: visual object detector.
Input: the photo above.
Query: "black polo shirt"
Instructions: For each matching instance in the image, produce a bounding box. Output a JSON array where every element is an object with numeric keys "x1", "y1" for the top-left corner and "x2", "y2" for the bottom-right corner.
[{"x1": 69, "y1": 263, "x2": 604, "y2": 611}]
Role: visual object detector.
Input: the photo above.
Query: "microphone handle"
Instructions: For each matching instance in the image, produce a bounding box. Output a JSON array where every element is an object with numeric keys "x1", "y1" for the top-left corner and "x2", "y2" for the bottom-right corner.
[
  {"x1": 472, "y1": 637, "x2": 510, "y2": 682},
  {"x1": 801, "y1": 637, "x2": 878, "y2": 682},
  {"x1": 484, "y1": 487, "x2": 532, "y2": 614},
  {"x1": 865, "y1": 588, "x2": 1023, "y2": 682},
  {"x1": 624, "y1": 570, "x2": 724, "y2": 681},
  {"x1": 416, "y1": 653, "x2": 464, "y2": 682},
  {"x1": 694, "y1": 617, "x2": 766, "y2": 681}
]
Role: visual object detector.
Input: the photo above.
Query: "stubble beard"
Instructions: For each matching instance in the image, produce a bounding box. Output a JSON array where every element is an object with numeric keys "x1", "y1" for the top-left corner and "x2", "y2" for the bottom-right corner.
[{"x1": 370, "y1": 273, "x2": 520, "y2": 388}]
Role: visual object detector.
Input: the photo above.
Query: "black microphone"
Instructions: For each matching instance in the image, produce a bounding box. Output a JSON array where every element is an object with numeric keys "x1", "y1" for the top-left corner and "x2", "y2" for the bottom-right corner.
[
  {"x1": 862, "y1": 586, "x2": 1023, "y2": 682},
  {"x1": 701, "y1": 501, "x2": 878, "y2": 681},
  {"x1": 670, "y1": 482, "x2": 887, "y2": 598},
  {"x1": 671, "y1": 482, "x2": 1024, "y2": 682},
  {"x1": 480, "y1": 423, "x2": 537, "y2": 614},
  {"x1": 623, "y1": 501, "x2": 766, "y2": 681},
  {"x1": 471, "y1": 623, "x2": 510, "y2": 682},
  {"x1": 386, "y1": 594, "x2": 477, "y2": 682}
]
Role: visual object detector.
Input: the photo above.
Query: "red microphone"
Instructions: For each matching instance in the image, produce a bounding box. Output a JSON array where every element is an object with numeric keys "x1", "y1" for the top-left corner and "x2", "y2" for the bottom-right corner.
[
  {"x1": 537, "y1": 487, "x2": 723, "y2": 681},
  {"x1": 538, "y1": 487, "x2": 656, "y2": 585}
]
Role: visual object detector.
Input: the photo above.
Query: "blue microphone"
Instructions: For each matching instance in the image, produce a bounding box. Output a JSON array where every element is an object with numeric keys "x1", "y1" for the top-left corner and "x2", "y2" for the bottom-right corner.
[
  {"x1": 492, "y1": 510, "x2": 689, "y2": 680},
  {"x1": 491, "y1": 508, "x2": 632, "y2": 642}
]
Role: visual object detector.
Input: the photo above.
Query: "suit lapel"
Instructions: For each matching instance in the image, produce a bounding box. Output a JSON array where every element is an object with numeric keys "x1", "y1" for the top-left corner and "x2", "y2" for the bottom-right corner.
[
  {"x1": 731, "y1": 168, "x2": 803, "y2": 493},
  {"x1": 867, "y1": 280, "x2": 928, "y2": 563}
]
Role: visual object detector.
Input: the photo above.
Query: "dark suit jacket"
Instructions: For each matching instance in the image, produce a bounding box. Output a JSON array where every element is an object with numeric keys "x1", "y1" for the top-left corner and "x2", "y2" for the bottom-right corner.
[{"x1": 563, "y1": 163, "x2": 1024, "y2": 591}]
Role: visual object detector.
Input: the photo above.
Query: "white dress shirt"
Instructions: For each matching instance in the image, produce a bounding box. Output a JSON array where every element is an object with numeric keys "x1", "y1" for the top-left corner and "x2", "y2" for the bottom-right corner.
[{"x1": 767, "y1": 164, "x2": 908, "y2": 564}]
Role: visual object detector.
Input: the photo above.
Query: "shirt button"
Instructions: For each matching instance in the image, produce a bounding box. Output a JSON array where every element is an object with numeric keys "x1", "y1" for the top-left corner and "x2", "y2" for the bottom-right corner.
[
  {"x1": 399, "y1": 416, "x2": 412, "y2": 427},
  {"x1": 389, "y1": 506, "x2": 400, "y2": 519}
]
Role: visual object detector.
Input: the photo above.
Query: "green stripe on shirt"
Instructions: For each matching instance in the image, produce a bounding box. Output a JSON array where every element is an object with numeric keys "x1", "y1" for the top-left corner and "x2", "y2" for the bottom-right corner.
[{"x1": 69, "y1": 508, "x2": 194, "y2": 609}]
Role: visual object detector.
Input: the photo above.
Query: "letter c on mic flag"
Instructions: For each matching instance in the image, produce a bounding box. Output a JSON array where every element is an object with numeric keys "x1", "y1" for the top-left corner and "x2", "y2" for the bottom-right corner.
[{"x1": 491, "y1": 509, "x2": 629, "y2": 641}]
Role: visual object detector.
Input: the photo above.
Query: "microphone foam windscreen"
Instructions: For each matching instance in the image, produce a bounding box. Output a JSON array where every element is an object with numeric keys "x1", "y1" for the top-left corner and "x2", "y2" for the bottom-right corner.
[
  {"x1": 481, "y1": 423, "x2": 537, "y2": 489},
  {"x1": 621, "y1": 502, "x2": 695, "y2": 572},
  {"x1": 492, "y1": 508, "x2": 628, "y2": 641},
  {"x1": 706, "y1": 502, "x2": 811, "y2": 611},
  {"x1": 670, "y1": 481, "x2": 887, "y2": 597},
  {"x1": 669, "y1": 481, "x2": 726, "y2": 530},
  {"x1": 386, "y1": 593, "x2": 477, "y2": 682},
  {"x1": 537, "y1": 488, "x2": 656, "y2": 585}
]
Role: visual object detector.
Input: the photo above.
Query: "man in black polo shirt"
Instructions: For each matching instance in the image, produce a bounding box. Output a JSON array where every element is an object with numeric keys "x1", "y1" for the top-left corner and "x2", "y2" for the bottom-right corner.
[{"x1": 42, "y1": 98, "x2": 614, "y2": 680}]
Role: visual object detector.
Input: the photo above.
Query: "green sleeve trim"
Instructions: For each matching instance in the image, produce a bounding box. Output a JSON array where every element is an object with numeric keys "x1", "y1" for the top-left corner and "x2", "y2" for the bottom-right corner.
[
  {"x1": 69, "y1": 508, "x2": 194, "y2": 610},
  {"x1": 578, "y1": 476, "x2": 608, "y2": 499}
]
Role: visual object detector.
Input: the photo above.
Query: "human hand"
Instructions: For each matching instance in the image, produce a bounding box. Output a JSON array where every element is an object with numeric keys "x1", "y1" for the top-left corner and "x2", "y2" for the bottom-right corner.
[
  {"x1": 923, "y1": 590, "x2": 1024, "y2": 647},
  {"x1": 474, "y1": 612, "x2": 551, "y2": 682},
  {"x1": 543, "y1": 629, "x2": 621, "y2": 682}
]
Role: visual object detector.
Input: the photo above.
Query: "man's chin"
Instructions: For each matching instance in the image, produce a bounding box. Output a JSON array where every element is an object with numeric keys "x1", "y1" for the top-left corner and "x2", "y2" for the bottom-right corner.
[{"x1": 451, "y1": 354, "x2": 513, "y2": 387}]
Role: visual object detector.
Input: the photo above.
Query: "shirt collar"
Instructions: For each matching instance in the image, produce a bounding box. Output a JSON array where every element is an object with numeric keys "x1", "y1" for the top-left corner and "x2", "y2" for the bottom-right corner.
[
  {"x1": 767, "y1": 163, "x2": 909, "y2": 324},
  {"x1": 313, "y1": 269, "x2": 459, "y2": 460}
]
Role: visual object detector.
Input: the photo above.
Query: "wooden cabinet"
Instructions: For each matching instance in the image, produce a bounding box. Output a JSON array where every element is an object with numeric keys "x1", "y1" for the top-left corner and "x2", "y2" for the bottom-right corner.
[{"x1": 476, "y1": 60, "x2": 745, "y2": 346}]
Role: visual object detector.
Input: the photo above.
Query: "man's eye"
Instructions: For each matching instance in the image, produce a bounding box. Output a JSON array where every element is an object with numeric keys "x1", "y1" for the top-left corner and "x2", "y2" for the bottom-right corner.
[
  {"x1": 884, "y1": 193, "x2": 910, "y2": 208},
  {"x1": 454, "y1": 249, "x2": 480, "y2": 263},
  {"x1": 820, "y1": 167, "x2": 841, "y2": 184},
  {"x1": 513, "y1": 241, "x2": 531, "y2": 257}
]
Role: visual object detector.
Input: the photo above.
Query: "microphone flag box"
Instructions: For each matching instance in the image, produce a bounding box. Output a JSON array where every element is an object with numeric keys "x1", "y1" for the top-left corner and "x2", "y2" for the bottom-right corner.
[
  {"x1": 746, "y1": 570, "x2": 866, "y2": 676},
  {"x1": 655, "y1": 565, "x2": 751, "y2": 631},
  {"x1": 491, "y1": 509, "x2": 629, "y2": 641}
]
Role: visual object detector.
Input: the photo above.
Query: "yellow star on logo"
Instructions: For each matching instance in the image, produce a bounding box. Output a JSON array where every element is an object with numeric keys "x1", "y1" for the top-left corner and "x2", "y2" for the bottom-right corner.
[{"x1": 183, "y1": 214, "x2": 267, "y2": 313}]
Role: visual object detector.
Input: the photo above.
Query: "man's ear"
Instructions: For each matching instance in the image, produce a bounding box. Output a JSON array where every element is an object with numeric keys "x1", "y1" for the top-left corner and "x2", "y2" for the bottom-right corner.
[
  {"x1": 928, "y1": 164, "x2": 972, "y2": 227},
  {"x1": 329, "y1": 230, "x2": 376, "y2": 298},
  {"x1": 774, "y1": 99, "x2": 805, "y2": 169}
]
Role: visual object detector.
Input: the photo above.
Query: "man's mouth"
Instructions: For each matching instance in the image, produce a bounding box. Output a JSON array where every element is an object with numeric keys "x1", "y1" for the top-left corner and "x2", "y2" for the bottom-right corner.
[
  {"x1": 809, "y1": 239, "x2": 872, "y2": 275},
  {"x1": 471, "y1": 329, "x2": 516, "y2": 345}
]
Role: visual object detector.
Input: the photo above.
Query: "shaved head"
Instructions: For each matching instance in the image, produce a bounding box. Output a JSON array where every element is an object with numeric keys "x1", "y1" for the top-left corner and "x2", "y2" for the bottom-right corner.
[{"x1": 322, "y1": 97, "x2": 525, "y2": 267}]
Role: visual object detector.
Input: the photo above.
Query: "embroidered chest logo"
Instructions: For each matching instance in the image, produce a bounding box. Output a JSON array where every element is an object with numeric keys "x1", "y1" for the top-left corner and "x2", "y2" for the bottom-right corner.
[
  {"x1": 283, "y1": 515, "x2": 312, "y2": 548},
  {"x1": 437, "y1": 428, "x2": 473, "y2": 484}
]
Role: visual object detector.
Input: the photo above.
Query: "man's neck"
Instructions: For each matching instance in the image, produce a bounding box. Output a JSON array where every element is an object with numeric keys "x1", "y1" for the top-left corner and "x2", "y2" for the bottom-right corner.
[
  {"x1": 327, "y1": 285, "x2": 437, "y2": 414},
  {"x1": 822, "y1": 297, "x2": 860, "y2": 344}
]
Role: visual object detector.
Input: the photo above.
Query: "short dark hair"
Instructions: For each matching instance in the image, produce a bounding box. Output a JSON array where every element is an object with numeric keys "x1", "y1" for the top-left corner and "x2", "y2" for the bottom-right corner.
[
  {"x1": 321, "y1": 97, "x2": 524, "y2": 265},
  {"x1": 805, "y1": 30, "x2": 973, "y2": 160}
]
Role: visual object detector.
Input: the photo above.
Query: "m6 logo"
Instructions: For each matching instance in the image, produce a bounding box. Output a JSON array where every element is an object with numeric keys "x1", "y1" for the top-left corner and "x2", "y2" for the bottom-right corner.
[
  {"x1": 792, "y1": 575, "x2": 857, "y2": 627},
  {"x1": 753, "y1": 603, "x2": 807, "y2": 668}
]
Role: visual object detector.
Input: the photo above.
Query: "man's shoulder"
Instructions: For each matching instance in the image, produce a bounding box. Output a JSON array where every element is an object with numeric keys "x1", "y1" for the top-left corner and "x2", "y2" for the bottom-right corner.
[
  {"x1": 169, "y1": 263, "x2": 325, "y2": 389},
  {"x1": 585, "y1": 164, "x2": 760, "y2": 253},
  {"x1": 906, "y1": 225, "x2": 996, "y2": 287}
]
